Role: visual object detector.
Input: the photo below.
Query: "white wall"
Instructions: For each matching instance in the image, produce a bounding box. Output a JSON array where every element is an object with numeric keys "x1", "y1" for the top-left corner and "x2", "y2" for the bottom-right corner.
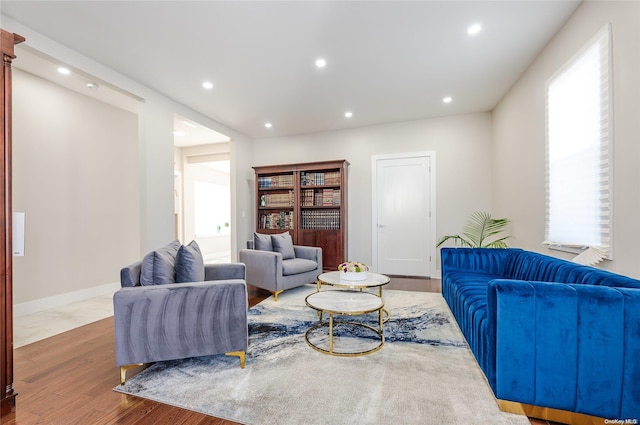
[
  {"x1": 234, "y1": 134, "x2": 255, "y2": 253},
  {"x1": 492, "y1": 1, "x2": 640, "y2": 277},
  {"x1": 251, "y1": 113, "x2": 493, "y2": 269},
  {"x1": 12, "y1": 69, "x2": 139, "y2": 306},
  {"x1": 2, "y1": 15, "x2": 252, "y2": 254},
  {"x1": 3, "y1": 15, "x2": 253, "y2": 308}
]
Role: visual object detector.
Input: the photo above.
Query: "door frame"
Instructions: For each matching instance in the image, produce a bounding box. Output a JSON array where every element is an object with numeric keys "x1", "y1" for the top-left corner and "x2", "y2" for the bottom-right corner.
[{"x1": 371, "y1": 151, "x2": 436, "y2": 278}]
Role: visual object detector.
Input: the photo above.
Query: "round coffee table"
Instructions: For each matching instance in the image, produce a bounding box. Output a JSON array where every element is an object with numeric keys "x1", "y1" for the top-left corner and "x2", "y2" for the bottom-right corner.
[
  {"x1": 316, "y1": 271, "x2": 390, "y2": 296},
  {"x1": 316, "y1": 271, "x2": 390, "y2": 322},
  {"x1": 304, "y1": 290, "x2": 384, "y2": 357}
]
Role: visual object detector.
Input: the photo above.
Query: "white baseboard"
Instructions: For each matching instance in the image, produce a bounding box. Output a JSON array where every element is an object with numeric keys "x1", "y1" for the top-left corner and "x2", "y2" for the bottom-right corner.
[{"x1": 14, "y1": 281, "x2": 120, "y2": 317}]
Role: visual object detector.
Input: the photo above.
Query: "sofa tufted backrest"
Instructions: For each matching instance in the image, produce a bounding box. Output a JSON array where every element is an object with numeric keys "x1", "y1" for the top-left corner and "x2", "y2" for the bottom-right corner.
[
  {"x1": 505, "y1": 251, "x2": 640, "y2": 289},
  {"x1": 441, "y1": 248, "x2": 522, "y2": 276}
]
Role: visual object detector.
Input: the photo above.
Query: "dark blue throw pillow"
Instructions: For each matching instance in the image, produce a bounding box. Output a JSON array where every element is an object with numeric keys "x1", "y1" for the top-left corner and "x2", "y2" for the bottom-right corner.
[{"x1": 176, "y1": 240, "x2": 205, "y2": 283}]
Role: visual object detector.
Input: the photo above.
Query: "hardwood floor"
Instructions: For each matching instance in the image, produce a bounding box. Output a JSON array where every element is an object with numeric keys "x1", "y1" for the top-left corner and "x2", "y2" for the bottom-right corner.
[{"x1": 3, "y1": 279, "x2": 554, "y2": 424}]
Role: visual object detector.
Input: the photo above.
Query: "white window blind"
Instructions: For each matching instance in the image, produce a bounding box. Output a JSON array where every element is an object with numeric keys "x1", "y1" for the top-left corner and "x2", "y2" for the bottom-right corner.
[{"x1": 544, "y1": 24, "x2": 612, "y2": 265}]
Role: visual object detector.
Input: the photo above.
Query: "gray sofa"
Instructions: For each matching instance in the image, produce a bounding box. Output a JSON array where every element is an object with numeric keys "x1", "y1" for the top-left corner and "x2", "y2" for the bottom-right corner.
[
  {"x1": 114, "y1": 240, "x2": 248, "y2": 384},
  {"x1": 239, "y1": 232, "x2": 322, "y2": 301}
]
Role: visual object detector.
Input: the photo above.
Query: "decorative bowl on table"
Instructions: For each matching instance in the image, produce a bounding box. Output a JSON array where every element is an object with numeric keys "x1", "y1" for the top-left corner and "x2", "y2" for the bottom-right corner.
[{"x1": 338, "y1": 261, "x2": 369, "y2": 281}]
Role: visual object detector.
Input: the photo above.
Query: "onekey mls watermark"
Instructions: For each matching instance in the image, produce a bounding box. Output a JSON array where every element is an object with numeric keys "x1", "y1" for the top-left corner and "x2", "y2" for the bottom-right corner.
[{"x1": 604, "y1": 420, "x2": 638, "y2": 424}]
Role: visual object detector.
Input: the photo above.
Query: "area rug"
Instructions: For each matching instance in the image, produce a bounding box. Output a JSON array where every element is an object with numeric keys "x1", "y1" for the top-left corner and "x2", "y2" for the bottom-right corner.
[{"x1": 114, "y1": 285, "x2": 529, "y2": 425}]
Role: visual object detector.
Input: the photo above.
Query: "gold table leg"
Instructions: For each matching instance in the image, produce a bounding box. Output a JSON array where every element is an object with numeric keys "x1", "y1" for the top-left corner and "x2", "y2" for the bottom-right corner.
[
  {"x1": 379, "y1": 308, "x2": 385, "y2": 342},
  {"x1": 329, "y1": 313, "x2": 334, "y2": 353}
]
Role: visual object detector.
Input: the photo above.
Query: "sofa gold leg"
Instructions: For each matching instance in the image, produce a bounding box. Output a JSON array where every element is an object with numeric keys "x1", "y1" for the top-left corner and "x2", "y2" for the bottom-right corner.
[
  {"x1": 273, "y1": 290, "x2": 283, "y2": 301},
  {"x1": 119, "y1": 363, "x2": 144, "y2": 385},
  {"x1": 498, "y1": 399, "x2": 606, "y2": 424},
  {"x1": 225, "y1": 351, "x2": 246, "y2": 369}
]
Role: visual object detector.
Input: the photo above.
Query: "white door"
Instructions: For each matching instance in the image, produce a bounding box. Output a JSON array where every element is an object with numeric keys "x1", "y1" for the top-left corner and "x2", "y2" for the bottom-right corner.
[{"x1": 372, "y1": 153, "x2": 434, "y2": 277}]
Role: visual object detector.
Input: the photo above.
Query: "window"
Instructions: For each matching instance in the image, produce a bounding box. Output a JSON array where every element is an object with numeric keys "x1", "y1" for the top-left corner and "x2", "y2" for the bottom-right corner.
[{"x1": 544, "y1": 25, "x2": 612, "y2": 265}]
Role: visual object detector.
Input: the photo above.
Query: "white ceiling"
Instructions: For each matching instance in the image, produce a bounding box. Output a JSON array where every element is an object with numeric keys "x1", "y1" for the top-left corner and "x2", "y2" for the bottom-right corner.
[
  {"x1": 173, "y1": 115, "x2": 231, "y2": 147},
  {"x1": 1, "y1": 1, "x2": 581, "y2": 139}
]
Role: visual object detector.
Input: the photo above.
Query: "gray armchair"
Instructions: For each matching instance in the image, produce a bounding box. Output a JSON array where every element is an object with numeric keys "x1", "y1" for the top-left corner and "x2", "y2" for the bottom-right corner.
[
  {"x1": 239, "y1": 232, "x2": 322, "y2": 301},
  {"x1": 114, "y1": 240, "x2": 248, "y2": 384}
]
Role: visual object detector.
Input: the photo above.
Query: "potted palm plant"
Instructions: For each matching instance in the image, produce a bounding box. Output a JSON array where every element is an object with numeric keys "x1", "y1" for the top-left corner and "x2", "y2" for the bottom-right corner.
[{"x1": 437, "y1": 211, "x2": 512, "y2": 248}]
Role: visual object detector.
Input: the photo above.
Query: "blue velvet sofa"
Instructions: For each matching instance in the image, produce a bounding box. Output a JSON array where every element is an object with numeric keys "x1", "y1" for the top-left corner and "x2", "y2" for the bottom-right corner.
[{"x1": 441, "y1": 248, "x2": 640, "y2": 421}]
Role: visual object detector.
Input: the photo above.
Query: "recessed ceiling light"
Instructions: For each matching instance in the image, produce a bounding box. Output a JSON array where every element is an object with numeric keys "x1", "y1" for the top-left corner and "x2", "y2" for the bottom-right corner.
[
  {"x1": 264, "y1": 122, "x2": 273, "y2": 128},
  {"x1": 57, "y1": 67, "x2": 71, "y2": 75},
  {"x1": 344, "y1": 111, "x2": 353, "y2": 118},
  {"x1": 202, "y1": 81, "x2": 214, "y2": 90},
  {"x1": 315, "y1": 58, "x2": 326, "y2": 68},
  {"x1": 86, "y1": 82, "x2": 99, "y2": 89},
  {"x1": 443, "y1": 97, "x2": 453, "y2": 104},
  {"x1": 467, "y1": 24, "x2": 482, "y2": 35}
]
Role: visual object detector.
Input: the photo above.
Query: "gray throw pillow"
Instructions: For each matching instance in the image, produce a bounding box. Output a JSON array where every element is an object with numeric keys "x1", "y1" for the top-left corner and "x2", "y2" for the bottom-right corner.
[
  {"x1": 176, "y1": 240, "x2": 205, "y2": 283},
  {"x1": 271, "y1": 232, "x2": 295, "y2": 260},
  {"x1": 140, "y1": 240, "x2": 181, "y2": 286},
  {"x1": 254, "y1": 232, "x2": 273, "y2": 251}
]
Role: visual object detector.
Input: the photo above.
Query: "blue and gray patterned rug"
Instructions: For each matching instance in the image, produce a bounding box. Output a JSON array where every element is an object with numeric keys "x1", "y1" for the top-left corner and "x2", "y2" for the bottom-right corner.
[{"x1": 114, "y1": 285, "x2": 529, "y2": 425}]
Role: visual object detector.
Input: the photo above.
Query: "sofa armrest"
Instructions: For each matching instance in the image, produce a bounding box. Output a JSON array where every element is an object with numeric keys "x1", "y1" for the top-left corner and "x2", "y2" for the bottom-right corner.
[
  {"x1": 239, "y1": 248, "x2": 282, "y2": 287},
  {"x1": 204, "y1": 263, "x2": 246, "y2": 281},
  {"x1": 488, "y1": 279, "x2": 639, "y2": 419},
  {"x1": 120, "y1": 261, "x2": 142, "y2": 287},
  {"x1": 113, "y1": 279, "x2": 248, "y2": 367},
  {"x1": 293, "y1": 245, "x2": 322, "y2": 268}
]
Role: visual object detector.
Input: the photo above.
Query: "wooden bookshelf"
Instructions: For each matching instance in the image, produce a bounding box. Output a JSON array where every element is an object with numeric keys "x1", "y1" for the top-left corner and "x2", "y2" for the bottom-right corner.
[{"x1": 253, "y1": 160, "x2": 349, "y2": 271}]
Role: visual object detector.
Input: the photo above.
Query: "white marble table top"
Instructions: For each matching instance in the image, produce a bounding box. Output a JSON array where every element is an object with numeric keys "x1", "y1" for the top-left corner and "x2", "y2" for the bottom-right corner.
[
  {"x1": 318, "y1": 271, "x2": 390, "y2": 288},
  {"x1": 305, "y1": 290, "x2": 384, "y2": 315}
]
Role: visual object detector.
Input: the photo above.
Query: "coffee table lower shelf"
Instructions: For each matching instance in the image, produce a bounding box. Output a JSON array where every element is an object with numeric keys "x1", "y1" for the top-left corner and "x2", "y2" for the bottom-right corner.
[{"x1": 304, "y1": 290, "x2": 385, "y2": 357}]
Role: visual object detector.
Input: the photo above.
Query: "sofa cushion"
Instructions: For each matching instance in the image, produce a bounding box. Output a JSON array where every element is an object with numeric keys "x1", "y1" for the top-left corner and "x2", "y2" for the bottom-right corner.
[
  {"x1": 272, "y1": 232, "x2": 295, "y2": 260},
  {"x1": 254, "y1": 232, "x2": 273, "y2": 251},
  {"x1": 140, "y1": 240, "x2": 181, "y2": 286},
  {"x1": 176, "y1": 240, "x2": 205, "y2": 283},
  {"x1": 282, "y1": 258, "x2": 318, "y2": 276}
]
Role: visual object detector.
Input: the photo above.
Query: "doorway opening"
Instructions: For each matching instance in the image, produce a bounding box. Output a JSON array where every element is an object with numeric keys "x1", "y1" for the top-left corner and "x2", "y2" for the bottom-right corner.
[{"x1": 173, "y1": 115, "x2": 231, "y2": 263}]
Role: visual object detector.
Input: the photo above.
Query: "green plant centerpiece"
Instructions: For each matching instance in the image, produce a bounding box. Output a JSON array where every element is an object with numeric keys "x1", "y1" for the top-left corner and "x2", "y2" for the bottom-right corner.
[
  {"x1": 338, "y1": 261, "x2": 369, "y2": 281},
  {"x1": 436, "y1": 211, "x2": 512, "y2": 248}
]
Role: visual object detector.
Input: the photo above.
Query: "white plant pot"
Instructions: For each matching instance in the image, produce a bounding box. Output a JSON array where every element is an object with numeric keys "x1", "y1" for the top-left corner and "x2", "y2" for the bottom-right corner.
[{"x1": 341, "y1": 271, "x2": 368, "y2": 281}]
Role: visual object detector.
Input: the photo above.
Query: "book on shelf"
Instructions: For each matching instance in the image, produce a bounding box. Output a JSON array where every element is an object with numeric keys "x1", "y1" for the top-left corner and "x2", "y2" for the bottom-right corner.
[
  {"x1": 332, "y1": 189, "x2": 341, "y2": 206},
  {"x1": 301, "y1": 209, "x2": 340, "y2": 230},
  {"x1": 300, "y1": 188, "x2": 341, "y2": 207},
  {"x1": 261, "y1": 190, "x2": 294, "y2": 207},
  {"x1": 301, "y1": 189, "x2": 313, "y2": 207},
  {"x1": 300, "y1": 171, "x2": 341, "y2": 187},
  {"x1": 258, "y1": 174, "x2": 294, "y2": 189},
  {"x1": 259, "y1": 211, "x2": 294, "y2": 230}
]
